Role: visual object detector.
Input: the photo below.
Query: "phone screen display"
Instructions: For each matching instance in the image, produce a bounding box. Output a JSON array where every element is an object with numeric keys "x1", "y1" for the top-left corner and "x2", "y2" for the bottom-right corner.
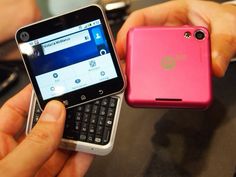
[
  {"x1": 19, "y1": 19, "x2": 117, "y2": 100},
  {"x1": 16, "y1": 5, "x2": 124, "y2": 109}
]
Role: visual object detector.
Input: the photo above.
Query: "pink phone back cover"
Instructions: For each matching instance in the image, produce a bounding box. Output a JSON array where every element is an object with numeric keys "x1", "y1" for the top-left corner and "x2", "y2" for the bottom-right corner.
[{"x1": 126, "y1": 26, "x2": 212, "y2": 108}]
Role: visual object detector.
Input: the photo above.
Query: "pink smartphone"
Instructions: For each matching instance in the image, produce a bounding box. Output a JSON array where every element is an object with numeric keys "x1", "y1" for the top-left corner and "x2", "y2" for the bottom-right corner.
[{"x1": 126, "y1": 26, "x2": 212, "y2": 109}]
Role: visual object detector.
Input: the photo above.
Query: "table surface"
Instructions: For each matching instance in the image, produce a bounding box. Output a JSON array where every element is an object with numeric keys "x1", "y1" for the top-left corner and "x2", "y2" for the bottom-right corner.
[{"x1": 1, "y1": 1, "x2": 236, "y2": 177}]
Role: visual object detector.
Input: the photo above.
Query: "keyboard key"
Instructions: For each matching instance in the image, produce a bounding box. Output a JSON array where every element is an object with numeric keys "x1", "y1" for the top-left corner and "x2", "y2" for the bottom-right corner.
[
  {"x1": 94, "y1": 136, "x2": 102, "y2": 144},
  {"x1": 91, "y1": 105, "x2": 99, "y2": 114},
  {"x1": 65, "y1": 122, "x2": 71, "y2": 129},
  {"x1": 75, "y1": 112, "x2": 83, "y2": 122},
  {"x1": 94, "y1": 100, "x2": 101, "y2": 105},
  {"x1": 66, "y1": 110, "x2": 73, "y2": 122},
  {"x1": 102, "y1": 127, "x2": 111, "y2": 144},
  {"x1": 79, "y1": 132, "x2": 87, "y2": 141},
  {"x1": 107, "y1": 108, "x2": 115, "y2": 117},
  {"x1": 89, "y1": 124, "x2": 96, "y2": 134},
  {"x1": 81, "y1": 123, "x2": 88, "y2": 132},
  {"x1": 96, "y1": 125, "x2": 103, "y2": 135},
  {"x1": 35, "y1": 107, "x2": 41, "y2": 114},
  {"x1": 98, "y1": 116, "x2": 105, "y2": 126},
  {"x1": 87, "y1": 134, "x2": 94, "y2": 143},
  {"x1": 76, "y1": 105, "x2": 84, "y2": 112},
  {"x1": 99, "y1": 106, "x2": 107, "y2": 116},
  {"x1": 74, "y1": 121, "x2": 81, "y2": 131},
  {"x1": 34, "y1": 114, "x2": 40, "y2": 123},
  {"x1": 84, "y1": 104, "x2": 92, "y2": 113},
  {"x1": 90, "y1": 114, "x2": 97, "y2": 124},
  {"x1": 101, "y1": 98, "x2": 109, "y2": 106},
  {"x1": 83, "y1": 113, "x2": 90, "y2": 122},
  {"x1": 106, "y1": 117, "x2": 113, "y2": 127},
  {"x1": 109, "y1": 98, "x2": 117, "y2": 108}
]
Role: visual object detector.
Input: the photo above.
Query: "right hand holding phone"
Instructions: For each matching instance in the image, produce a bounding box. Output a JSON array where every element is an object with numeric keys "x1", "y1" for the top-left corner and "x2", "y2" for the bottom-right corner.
[
  {"x1": 0, "y1": 85, "x2": 93, "y2": 177},
  {"x1": 116, "y1": 0, "x2": 236, "y2": 77}
]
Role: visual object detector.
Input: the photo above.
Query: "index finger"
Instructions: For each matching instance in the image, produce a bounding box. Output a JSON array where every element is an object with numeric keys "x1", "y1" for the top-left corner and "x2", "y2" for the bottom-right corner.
[
  {"x1": 116, "y1": 1, "x2": 188, "y2": 59},
  {"x1": 0, "y1": 84, "x2": 32, "y2": 136}
]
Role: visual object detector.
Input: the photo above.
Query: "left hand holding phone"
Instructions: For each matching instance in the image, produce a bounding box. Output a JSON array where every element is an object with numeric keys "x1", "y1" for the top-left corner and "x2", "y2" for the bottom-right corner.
[{"x1": 0, "y1": 85, "x2": 93, "y2": 177}]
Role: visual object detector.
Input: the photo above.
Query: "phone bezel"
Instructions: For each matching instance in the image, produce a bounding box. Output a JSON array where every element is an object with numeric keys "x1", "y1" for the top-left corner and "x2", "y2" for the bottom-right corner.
[{"x1": 16, "y1": 5, "x2": 125, "y2": 110}]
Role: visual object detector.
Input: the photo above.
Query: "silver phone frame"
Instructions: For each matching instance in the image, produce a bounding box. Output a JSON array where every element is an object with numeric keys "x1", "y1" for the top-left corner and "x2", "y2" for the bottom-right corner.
[{"x1": 26, "y1": 90, "x2": 123, "y2": 156}]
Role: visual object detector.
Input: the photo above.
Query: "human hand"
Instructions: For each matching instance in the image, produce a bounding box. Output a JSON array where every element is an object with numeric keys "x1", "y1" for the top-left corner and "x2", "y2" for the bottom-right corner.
[
  {"x1": 0, "y1": 85, "x2": 93, "y2": 177},
  {"x1": 0, "y1": 0, "x2": 41, "y2": 43},
  {"x1": 116, "y1": 0, "x2": 236, "y2": 77}
]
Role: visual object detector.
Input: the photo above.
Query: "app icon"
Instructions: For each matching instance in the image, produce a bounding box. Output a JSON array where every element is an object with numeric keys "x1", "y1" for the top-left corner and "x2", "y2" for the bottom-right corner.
[
  {"x1": 100, "y1": 71, "x2": 105, "y2": 76},
  {"x1": 95, "y1": 33, "x2": 101, "y2": 39},
  {"x1": 50, "y1": 86, "x2": 55, "y2": 91},
  {"x1": 32, "y1": 50, "x2": 41, "y2": 57},
  {"x1": 75, "y1": 79, "x2": 81, "y2": 84},
  {"x1": 92, "y1": 27, "x2": 104, "y2": 45},
  {"x1": 89, "y1": 60, "x2": 96, "y2": 67},
  {"x1": 100, "y1": 49, "x2": 107, "y2": 55},
  {"x1": 53, "y1": 73, "x2": 58, "y2": 78}
]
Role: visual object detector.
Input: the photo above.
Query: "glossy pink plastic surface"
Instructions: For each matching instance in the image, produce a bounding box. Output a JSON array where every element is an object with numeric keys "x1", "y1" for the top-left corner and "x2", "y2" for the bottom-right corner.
[{"x1": 126, "y1": 26, "x2": 212, "y2": 109}]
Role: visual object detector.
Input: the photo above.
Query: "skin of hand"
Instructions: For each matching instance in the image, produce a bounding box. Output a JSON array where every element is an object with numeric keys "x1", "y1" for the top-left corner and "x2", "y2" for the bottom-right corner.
[
  {"x1": 116, "y1": 0, "x2": 236, "y2": 77},
  {"x1": 0, "y1": 0, "x2": 41, "y2": 43},
  {"x1": 0, "y1": 0, "x2": 41, "y2": 60},
  {"x1": 0, "y1": 85, "x2": 93, "y2": 177}
]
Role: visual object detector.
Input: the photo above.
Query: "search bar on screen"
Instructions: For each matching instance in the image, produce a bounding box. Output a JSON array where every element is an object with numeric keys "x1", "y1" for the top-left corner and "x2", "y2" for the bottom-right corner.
[{"x1": 41, "y1": 30, "x2": 91, "y2": 55}]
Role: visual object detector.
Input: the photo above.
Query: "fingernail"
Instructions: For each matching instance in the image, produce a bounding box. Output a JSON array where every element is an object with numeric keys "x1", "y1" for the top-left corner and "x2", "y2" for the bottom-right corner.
[{"x1": 40, "y1": 101, "x2": 64, "y2": 122}]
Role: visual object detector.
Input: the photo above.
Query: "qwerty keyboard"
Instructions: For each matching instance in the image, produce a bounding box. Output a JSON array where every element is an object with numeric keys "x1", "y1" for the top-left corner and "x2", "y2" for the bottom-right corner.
[{"x1": 32, "y1": 97, "x2": 118, "y2": 145}]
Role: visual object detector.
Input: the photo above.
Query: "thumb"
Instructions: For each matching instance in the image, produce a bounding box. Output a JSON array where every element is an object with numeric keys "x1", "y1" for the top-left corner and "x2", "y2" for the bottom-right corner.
[{"x1": 0, "y1": 100, "x2": 66, "y2": 177}]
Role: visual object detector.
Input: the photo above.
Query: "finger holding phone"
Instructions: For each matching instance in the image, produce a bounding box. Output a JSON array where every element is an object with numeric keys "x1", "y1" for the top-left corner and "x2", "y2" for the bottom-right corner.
[{"x1": 0, "y1": 85, "x2": 94, "y2": 177}]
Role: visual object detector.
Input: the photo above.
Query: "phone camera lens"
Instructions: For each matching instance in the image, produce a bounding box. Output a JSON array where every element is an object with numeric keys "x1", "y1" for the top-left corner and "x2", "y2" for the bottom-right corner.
[{"x1": 194, "y1": 30, "x2": 205, "y2": 40}]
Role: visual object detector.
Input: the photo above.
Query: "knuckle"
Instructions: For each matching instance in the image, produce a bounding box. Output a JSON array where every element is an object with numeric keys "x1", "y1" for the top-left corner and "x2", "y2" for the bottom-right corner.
[{"x1": 27, "y1": 128, "x2": 52, "y2": 146}]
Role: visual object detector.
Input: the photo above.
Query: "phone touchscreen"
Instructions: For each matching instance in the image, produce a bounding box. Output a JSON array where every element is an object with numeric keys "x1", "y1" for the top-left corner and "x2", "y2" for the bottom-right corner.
[{"x1": 16, "y1": 5, "x2": 124, "y2": 109}]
